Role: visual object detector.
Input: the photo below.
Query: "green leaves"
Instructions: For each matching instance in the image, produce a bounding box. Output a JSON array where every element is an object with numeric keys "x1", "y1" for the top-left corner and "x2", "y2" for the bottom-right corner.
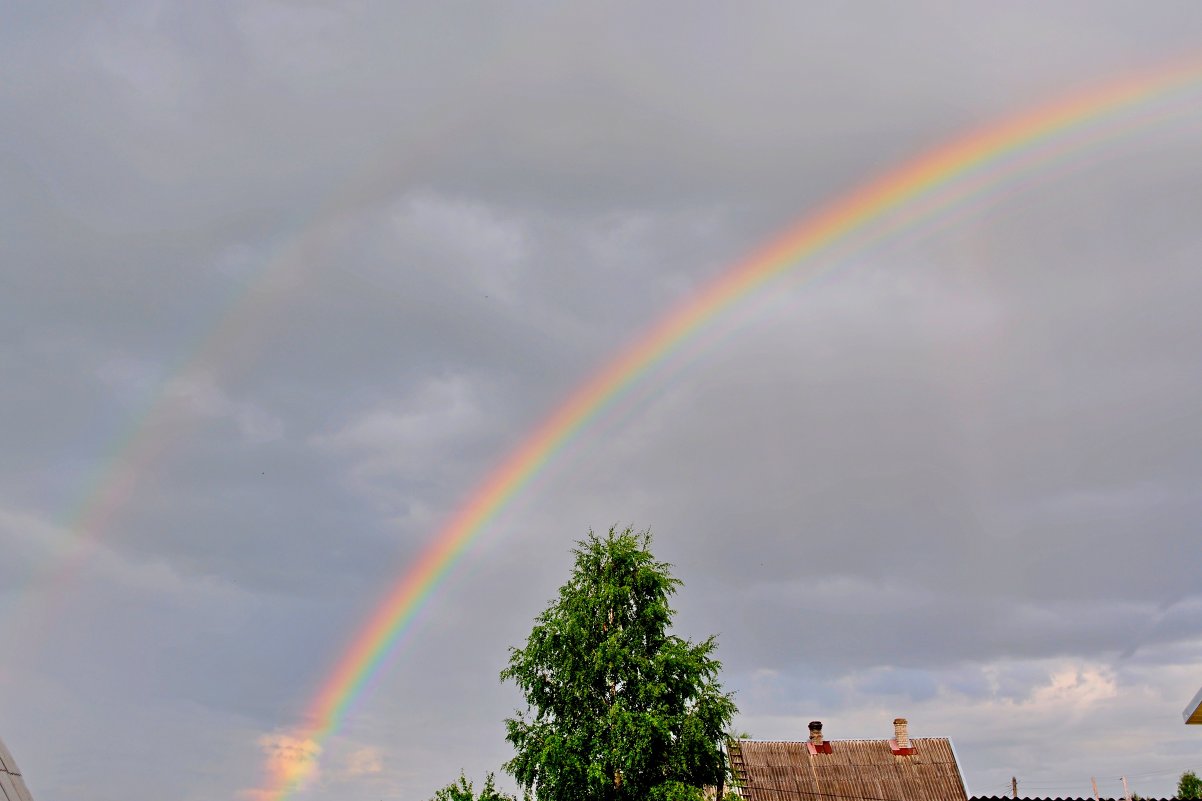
[
  {"x1": 501, "y1": 526, "x2": 737, "y2": 801},
  {"x1": 1179, "y1": 770, "x2": 1202, "y2": 800},
  {"x1": 430, "y1": 772, "x2": 518, "y2": 801}
]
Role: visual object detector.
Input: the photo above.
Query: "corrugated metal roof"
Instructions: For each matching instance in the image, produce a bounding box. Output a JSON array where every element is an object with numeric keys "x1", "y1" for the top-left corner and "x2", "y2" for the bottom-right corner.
[
  {"x1": 729, "y1": 737, "x2": 968, "y2": 801},
  {"x1": 0, "y1": 737, "x2": 35, "y2": 801}
]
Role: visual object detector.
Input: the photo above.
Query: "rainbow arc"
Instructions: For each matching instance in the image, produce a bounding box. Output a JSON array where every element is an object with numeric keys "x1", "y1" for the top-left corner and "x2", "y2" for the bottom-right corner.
[{"x1": 145, "y1": 58, "x2": 1202, "y2": 800}]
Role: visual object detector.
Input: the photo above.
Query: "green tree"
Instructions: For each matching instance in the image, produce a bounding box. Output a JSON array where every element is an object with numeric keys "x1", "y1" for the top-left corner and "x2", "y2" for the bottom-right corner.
[
  {"x1": 501, "y1": 526, "x2": 737, "y2": 801},
  {"x1": 1179, "y1": 770, "x2": 1202, "y2": 800},
  {"x1": 430, "y1": 771, "x2": 517, "y2": 801}
]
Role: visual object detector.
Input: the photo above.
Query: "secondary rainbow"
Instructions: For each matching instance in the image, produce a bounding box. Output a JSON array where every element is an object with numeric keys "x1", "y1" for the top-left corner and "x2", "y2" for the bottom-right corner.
[{"x1": 261, "y1": 57, "x2": 1202, "y2": 798}]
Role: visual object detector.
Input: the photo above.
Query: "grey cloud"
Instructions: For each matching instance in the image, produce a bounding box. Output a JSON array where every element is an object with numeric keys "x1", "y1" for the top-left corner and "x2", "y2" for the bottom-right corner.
[{"x1": 5, "y1": 3, "x2": 1202, "y2": 801}]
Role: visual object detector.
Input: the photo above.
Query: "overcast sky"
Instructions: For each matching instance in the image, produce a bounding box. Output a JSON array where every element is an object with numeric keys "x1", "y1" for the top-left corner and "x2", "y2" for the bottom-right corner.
[{"x1": 3, "y1": 3, "x2": 1202, "y2": 800}]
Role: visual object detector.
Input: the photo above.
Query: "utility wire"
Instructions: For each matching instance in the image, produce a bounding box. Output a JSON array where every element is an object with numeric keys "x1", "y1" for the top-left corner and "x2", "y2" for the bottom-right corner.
[{"x1": 1123, "y1": 767, "x2": 1197, "y2": 779}]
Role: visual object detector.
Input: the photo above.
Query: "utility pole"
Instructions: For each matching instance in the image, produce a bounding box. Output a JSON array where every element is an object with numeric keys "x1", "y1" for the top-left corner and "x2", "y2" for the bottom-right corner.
[
  {"x1": 1091, "y1": 776, "x2": 1100, "y2": 801},
  {"x1": 1012, "y1": 776, "x2": 1018, "y2": 799},
  {"x1": 1121, "y1": 775, "x2": 1132, "y2": 801}
]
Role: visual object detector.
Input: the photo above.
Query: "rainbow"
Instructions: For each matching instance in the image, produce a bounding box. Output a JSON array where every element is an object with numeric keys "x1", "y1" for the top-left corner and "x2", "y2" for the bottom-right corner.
[{"x1": 255, "y1": 58, "x2": 1202, "y2": 798}]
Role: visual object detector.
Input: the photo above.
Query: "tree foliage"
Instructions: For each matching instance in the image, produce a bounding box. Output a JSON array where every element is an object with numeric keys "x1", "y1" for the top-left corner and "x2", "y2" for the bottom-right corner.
[
  {"x1": 430, "y1": 771, "x2": 518, "y2": 801},
  {"x1": 1179, "y1": 770, "x2": 1202, "y2": 800},
  {"x1": 501, "y1": 526, "x2": 737, "y2": 801}
]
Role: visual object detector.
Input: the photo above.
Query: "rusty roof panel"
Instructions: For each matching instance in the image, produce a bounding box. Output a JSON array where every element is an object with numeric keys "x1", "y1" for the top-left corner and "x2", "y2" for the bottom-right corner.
[{"x1": 731, "y1": 738, "x2": 967, "y2": 801}]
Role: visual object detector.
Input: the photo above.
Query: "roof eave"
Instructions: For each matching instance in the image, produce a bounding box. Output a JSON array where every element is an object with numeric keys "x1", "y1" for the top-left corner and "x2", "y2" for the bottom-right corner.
[{"x1": 1185, "y1": 685, "x2": 1202, "y2": 724}]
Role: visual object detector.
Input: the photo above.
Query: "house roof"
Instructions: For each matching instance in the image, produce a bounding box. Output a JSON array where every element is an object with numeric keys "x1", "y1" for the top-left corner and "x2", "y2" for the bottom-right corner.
[
  {"x1": 0, "y1": 736, "x2": 36, "y2": 801},
  {"x1": 1184, "y1": 684, "x2": 1202, "y2": 724},
  {"x1": 728, "y1": 737, "x2": 968, "y2": 801}
]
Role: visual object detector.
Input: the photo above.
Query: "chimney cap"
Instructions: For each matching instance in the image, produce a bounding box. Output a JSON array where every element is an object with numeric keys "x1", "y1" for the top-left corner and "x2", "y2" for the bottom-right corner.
[
  {"x1": 808, "y1": 721, "x2": 823, "y2": 731},
  {"x1": 893, "y1": 717, "x2": 907, "y2": 725}
]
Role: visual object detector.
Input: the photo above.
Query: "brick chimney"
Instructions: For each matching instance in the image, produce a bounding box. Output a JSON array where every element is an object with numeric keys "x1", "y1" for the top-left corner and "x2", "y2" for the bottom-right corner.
[
  {"x1": 807, "y1": 720, "x2": 832, "y2": 754},
  {"x1": 893, "y1": 718, "x2": 909, "y2": 748},
  {"x1": 890, "y1": 717, "x2": 915, "y2": 755}
]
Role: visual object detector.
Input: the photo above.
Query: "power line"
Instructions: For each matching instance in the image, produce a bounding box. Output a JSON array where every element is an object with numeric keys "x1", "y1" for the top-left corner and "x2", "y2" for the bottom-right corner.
[{"x1": 1123, "y1": 768, "x2": 1197, "y2": 779}]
